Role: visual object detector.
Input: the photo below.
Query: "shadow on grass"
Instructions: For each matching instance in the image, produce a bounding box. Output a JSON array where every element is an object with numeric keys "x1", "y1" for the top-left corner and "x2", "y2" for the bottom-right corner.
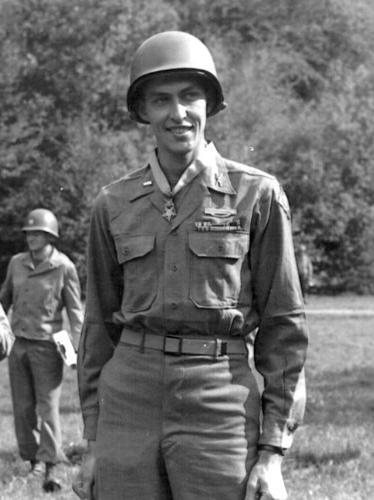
[
  {"x1": 305, "y1": 366, "x2": 374, "y2": 426},
  {"x1": 288, "y1": 446, "x2": 361, "y2": 470},
  {"x1": 0, "y1": 444, "x2": 86, "y2": 468}
]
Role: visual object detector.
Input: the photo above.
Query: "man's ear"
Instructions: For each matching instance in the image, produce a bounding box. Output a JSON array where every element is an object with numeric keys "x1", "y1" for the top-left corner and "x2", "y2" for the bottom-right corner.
[{"x1": 137, "y1": 98, "x2": 149, "y2": 123}]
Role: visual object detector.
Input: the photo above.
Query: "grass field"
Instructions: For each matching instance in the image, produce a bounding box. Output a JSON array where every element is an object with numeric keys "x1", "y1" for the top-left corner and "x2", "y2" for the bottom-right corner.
[{"x1": 0, "y1": 294, "x2": 373, "y2": 500}]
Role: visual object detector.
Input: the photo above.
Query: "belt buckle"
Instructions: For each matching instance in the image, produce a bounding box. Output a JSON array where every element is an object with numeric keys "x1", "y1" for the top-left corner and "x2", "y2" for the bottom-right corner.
[
  {"x1": 215, "y1": 339, "x2": 228, "y2": 358},
  {"x1": 164, "y1": 335, "x2": 183, "y2": 355}
]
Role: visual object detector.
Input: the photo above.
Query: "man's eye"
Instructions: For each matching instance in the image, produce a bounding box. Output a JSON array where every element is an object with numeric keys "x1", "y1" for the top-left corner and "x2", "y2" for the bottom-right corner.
[
  {"x1": 153, "y1": 96, "x2": 168, "y2": 105},
  {"x1": 184, "y1": 92, "x2": 199, "y2": 100}
]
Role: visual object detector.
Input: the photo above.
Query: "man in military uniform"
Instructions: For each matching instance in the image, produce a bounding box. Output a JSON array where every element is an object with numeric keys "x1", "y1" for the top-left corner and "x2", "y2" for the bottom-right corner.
[
  {"x1": 296, "y1": 243, "x2": 314, "y2": 300},
  {"x1": 73, "y1": 31, "x2": 308, "y2": 500},
  {"x1": 1, "y1": 208, "x2": 83, "y2": 492}
]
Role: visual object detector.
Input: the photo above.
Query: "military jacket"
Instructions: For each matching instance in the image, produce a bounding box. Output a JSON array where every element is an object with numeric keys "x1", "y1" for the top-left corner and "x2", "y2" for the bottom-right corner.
[
  {"x1": 79, "y1": 143, "x2": 308, "y2": 448},
  {"x1": 0, "y1": 248, "x2": 83, "y2": 344}
]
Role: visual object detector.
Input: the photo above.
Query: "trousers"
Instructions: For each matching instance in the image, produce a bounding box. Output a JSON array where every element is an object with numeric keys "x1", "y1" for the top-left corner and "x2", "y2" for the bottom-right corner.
[
  {"x1": 8, "y1": 337, "x2": 66, "y2": 463},
  {"x1": 95, "y1": 337, "x2": 261, "y2": 500}
]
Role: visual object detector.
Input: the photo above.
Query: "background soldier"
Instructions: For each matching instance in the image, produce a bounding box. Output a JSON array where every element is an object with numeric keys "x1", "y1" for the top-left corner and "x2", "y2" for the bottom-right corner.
[
  {"x1": 0, "y1": 208, "x2": 83, "y2": 492},
  {"x1": 73, "y1": 31, "x2": 308, "y2": 500},
  {"x1": 296, "y1": 243, "x2": 314, "y2": 300}
]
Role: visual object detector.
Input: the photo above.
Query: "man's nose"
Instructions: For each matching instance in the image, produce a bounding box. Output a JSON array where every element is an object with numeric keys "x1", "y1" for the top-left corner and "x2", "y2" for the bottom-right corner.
[{"x1": 170, "y1": 100, "x2": 187, "y2": 120}]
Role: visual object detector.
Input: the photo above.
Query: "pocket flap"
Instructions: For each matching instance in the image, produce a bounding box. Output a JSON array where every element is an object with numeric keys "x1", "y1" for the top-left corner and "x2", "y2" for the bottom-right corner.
[
  {"x1": 115, "y1": 234, "x2": 155, "y2": 264},
  {"x1": 189, "y1": 232, "x2": 249, "y2": 259}
]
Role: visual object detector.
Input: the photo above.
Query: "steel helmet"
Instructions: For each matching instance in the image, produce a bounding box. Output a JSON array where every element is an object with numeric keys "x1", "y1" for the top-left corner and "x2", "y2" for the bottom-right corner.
[
  {"x1": 22, "y1": 208, "x2": 59, "y2": 238},
  {"x1": 127, "y1": 31, "x2": 227, "y2": 123}
]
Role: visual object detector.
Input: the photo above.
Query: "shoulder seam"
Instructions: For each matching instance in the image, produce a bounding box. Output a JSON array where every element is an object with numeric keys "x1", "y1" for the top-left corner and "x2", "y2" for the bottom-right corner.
[{"x1": 103, "y1": 164, "x2": 149, "y2": 190}]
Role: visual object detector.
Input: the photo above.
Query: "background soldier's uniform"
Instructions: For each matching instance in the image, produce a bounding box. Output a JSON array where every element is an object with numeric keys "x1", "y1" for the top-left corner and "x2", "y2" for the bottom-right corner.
[
  {"x1": 0, "y1": 248, "x2": 83, "y2": 465},
  {"x1": 296, "y1": 246, "x2": 314, "y2": 298}
]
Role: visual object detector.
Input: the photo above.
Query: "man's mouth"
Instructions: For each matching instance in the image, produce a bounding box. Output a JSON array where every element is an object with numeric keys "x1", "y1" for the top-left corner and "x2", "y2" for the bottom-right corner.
[{"x1": 168, "y1": 126, "x2": 192, "y2": 135}]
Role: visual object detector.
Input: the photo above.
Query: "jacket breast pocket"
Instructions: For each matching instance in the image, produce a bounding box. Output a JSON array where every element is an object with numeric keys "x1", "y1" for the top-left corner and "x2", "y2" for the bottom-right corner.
[
  {"x1": 115, "y1": 234, "x2": 157, "y2": 312},
  {"x1": 188, "y1": 231, "x2": 249, "y2": 309}
]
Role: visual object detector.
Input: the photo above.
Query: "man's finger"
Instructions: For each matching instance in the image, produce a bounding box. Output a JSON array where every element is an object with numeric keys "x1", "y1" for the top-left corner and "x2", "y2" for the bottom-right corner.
[{"x1": 245, "y1": 481, "x2": 260, "y2": 500}]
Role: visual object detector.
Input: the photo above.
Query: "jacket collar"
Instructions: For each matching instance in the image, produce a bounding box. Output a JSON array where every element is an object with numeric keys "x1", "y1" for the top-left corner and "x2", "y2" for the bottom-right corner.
[
  {"x1": 22, "y1": 247, "x2": 63, "y2": 273},
  {"x1": 128, "y1": 166, "x2": 156, "y2": 202},
  {"x1": 197, "y1": 143, "x2": 236, "y2": 195},
  {"x1": 128, "y1": 142, "x2": 236, "y2": 203}
]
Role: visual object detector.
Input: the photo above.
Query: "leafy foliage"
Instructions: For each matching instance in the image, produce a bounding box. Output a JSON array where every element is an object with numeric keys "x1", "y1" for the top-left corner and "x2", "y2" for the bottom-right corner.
[{"x1": 1, "y1": 0, "x2": 374, "y2": 293}]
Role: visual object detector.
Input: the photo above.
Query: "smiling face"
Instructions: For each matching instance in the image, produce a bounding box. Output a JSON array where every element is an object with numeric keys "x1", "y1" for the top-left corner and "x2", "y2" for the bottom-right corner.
[
  {"x1": 138, "y1": 74, "x2": 208, "y2": 171},
  {"x1": 25, "y1": 230, "x2": 51, "y2": 253}
]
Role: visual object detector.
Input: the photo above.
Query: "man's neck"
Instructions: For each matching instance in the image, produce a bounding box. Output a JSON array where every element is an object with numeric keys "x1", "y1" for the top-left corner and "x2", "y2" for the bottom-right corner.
[
  {"x1": 31, "y1": 245, "x2": 53, "y2": 266},
  {"x1": 157, "y1": 145, "x2": 206, "y2": 189},
  {"x1": 158, "y1": 154, "x2": 192, "y2": 189},
  {"x1": 164, "y1": 167, "x2": 185, "y2": 190}
]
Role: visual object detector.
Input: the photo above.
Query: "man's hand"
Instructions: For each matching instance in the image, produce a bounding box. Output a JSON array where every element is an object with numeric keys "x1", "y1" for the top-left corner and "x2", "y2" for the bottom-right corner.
[
  {"x1": 245, "y1": 450, "x2": 287, "y2": 500},
  {"x1": 72, "y1": 441, "x2": 96, "y2": 499}
]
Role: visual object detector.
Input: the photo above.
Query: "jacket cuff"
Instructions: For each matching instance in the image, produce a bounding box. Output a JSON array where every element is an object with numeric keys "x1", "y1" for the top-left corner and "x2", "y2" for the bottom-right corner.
[
  {"x1": 259, "y1": 414, "x2": 301, "y2": 449},
  {"x1": 83, "y1": 414, "x2": 99, "y2": 441}
]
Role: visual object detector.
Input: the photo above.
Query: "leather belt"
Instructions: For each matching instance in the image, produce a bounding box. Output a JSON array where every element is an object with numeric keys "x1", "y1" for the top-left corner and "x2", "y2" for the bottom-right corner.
[{"x1": 120, "y1": 329, "x2": 248, "y2": 357}]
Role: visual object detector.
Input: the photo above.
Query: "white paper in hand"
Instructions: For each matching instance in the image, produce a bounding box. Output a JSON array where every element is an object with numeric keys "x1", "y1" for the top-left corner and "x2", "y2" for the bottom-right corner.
[{"x1": 52, "y1": 330, "x2": 77, "y2": 367}]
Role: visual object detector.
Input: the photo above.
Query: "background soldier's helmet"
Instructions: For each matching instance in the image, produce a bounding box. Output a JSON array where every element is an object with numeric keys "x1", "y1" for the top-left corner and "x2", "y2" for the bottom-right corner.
[
  {"x1": 22, "y1": 208, "x2": 59, "y2": 238},
  {"x1": 127, "y1": 31, "x2": 227, "y2": 123}
]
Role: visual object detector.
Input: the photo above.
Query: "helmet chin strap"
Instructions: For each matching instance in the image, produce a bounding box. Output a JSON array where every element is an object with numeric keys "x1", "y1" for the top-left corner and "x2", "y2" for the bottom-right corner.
[{"x1": 208, "y1": 99, "x2": 228, "y2": 117}]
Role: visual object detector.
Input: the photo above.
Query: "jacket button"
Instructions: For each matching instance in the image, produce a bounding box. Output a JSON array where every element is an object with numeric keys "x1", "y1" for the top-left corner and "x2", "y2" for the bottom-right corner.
[{"x1": 123, "y1": 247, "x2": 129, "y2": 255}]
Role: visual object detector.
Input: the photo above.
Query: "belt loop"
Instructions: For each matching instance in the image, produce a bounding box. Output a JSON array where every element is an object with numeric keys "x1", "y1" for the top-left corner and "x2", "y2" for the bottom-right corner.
[
  {"x1": 214, "y1": 339, "x2": 227, "y2": 359},
  {"x1": 140, "y1": 330, "x2": 146, "y2": 353},
  {"x1": 214, "y1": 339, "x2": 222, "y2": 359}
]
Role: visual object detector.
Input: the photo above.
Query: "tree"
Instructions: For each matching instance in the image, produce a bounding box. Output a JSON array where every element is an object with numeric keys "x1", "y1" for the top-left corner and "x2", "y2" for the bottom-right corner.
[
  {"x1": 1, "y1": 0, "x2": 374, "y2": 293},
  {"x1": 0, "y1": 0, "x2": 179, "y2": 287}
]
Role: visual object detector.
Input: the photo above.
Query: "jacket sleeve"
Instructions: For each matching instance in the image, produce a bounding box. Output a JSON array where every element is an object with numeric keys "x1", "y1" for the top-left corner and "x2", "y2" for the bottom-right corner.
[
  {"x1": 251, "y1": 181, "x2": 308, "y2": 450},
  {"x1": 62, "y1": 261, "x2": 84, "y2": 348},
  {"x1": 77, "y1": 191, "x2": 123, "y2": 440},
  {"x1": 0, "y1": 302, "x2": 14, "y2": 361},
  {"x1": 0, "y1": 258, "x2": 14, "y2": 313}
]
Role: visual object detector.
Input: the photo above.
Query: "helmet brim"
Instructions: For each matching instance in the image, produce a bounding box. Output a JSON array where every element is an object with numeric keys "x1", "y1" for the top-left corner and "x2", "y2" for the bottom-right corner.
[
  {"x1": 23, "y1": 227, "x2": 59, "y2": 238},
  {"x1": 127, "y1": 69, "x2": 227, "y2": 124}
]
